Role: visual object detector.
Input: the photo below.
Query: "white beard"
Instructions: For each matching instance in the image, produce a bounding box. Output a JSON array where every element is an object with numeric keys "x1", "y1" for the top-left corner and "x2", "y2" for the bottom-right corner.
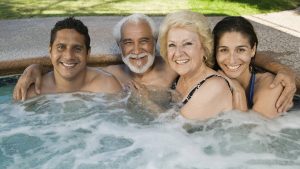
[{"x1": 121, "y1": 50, "x2": 155, "y2": 74}]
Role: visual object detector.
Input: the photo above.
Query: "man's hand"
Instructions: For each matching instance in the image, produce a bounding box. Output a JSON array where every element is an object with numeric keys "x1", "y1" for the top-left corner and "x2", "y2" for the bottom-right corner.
[
  {"x1": 270, "y1": 68, "x2": 296, "y2": 113},
  {"x1": 127, "y1": 80, "x2": 166, "y2": 114},
  {"x1": 13, "y1": 64, "x2": 43, "y2": 101}
]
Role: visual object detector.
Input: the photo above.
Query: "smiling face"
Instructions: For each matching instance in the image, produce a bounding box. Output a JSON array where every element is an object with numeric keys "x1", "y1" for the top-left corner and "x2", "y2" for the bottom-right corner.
[
  {"x1": 216, "y1": 31, "x2": 256, "y2": 79},
  {"x1": 167, "y1": 27, "x2": 205, "y2": 76},
  {"x1": 50, "y1": 29, "x2": 89, "y2": 80},
  {"x1": 119, "y1": 21, "x2": 155, "y2": 74}
]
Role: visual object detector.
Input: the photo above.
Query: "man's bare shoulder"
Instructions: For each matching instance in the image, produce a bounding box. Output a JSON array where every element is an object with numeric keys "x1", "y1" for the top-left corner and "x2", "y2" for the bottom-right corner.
[
  {"x1": 86, "y1": 67, "x2": 122, "y2": 93},
  {"x1": 101, "y1": 64, "x2": 131, "y2": 85},
  {"x1": 86, "y1": 67, "x2": 117, "y2": 83},
  {"x1": 102, "y1": 64, "x2": 127, "y2": 73}
]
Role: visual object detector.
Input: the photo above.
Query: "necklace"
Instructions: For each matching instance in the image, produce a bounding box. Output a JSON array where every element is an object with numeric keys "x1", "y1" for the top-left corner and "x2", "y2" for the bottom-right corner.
[{"x1": 178, "y1": 67, "x2": 207, "y2": 97}]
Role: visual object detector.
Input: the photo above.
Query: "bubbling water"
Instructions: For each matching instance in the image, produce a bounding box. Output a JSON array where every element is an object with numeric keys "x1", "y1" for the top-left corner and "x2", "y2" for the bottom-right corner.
[{"x1": 0, "y1": 86, "x2": 300, "y2": 169}]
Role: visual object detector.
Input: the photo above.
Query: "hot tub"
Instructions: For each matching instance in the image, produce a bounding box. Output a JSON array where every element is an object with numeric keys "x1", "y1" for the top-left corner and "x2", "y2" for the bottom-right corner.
[{"x1": 0, "y1": 75, "x2": 300, "y2": 169}]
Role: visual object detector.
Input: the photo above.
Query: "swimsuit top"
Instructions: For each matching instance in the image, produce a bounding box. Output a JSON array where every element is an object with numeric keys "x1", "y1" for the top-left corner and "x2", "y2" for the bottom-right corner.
[
  {"x1": 247, "y1": 71, "x2": 256, "y2": 108},
  {"x1": 171, "y1": 74, "x2": 232, "y2": 105}
]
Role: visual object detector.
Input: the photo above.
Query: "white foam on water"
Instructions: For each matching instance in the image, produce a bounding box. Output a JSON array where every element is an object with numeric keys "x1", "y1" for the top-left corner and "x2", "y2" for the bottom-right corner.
[{"x1": 0, "y1": 92, "x2": 300, "y2": 169}]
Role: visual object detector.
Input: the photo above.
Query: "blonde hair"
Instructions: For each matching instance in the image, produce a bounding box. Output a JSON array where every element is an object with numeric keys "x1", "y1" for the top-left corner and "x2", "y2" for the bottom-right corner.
[{"x1": 158, "y1": 11, "x2": 214, "y2": 68}]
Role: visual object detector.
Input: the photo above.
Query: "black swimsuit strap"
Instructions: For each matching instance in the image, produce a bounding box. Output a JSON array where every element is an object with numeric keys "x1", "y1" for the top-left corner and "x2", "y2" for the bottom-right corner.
[
  {"x1": 247, "y1": 71, "x2": 256, "y2": 108},
  {"x1": 182, "y1": 74, "x2": 232, "y2": 105}
]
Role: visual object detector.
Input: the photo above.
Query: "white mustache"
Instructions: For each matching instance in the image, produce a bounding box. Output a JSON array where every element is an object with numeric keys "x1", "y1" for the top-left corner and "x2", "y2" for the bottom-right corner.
[
  {"x1": 127, "y1": 53, "x2": 148, "y2": 59},
  {"x1": 122, "y1": 51, "x2": 155, "y2": 74}
]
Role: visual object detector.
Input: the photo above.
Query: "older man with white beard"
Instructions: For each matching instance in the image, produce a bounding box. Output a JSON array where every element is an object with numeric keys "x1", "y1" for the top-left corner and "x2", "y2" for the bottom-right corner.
[{"x1": 104, "y1": 13, "x2": 177, "y2": 88}]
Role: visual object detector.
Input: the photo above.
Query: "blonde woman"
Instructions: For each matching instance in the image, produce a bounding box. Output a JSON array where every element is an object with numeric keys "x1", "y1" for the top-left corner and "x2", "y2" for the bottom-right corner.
[{"x1": 158, "y1": 11, "x2": 232, "y2": 120}]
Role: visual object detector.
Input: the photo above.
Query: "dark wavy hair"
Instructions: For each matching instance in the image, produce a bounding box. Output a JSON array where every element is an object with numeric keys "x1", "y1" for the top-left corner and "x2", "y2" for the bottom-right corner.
[
  {"x1": 50, "y1": 17, "x2": 91, "y2": 52},
  {"x1": 212, "y1": 16, "x2": 258, "y2": 71}
]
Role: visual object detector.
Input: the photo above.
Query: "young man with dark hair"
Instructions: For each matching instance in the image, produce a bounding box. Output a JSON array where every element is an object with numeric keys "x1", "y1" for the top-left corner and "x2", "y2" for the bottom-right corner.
[{"x1": 25, "y1": 17, "x2": 122, "y2": 99}]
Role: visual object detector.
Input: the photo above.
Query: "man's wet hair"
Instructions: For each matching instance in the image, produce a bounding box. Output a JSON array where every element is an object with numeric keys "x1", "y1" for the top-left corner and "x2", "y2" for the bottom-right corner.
[{"x1": 50, "y1": 17, "x2": 91, "y2": 52}]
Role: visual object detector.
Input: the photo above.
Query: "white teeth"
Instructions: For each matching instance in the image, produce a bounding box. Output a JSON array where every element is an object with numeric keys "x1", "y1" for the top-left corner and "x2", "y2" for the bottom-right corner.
[
  {"x1": 227, "y1": 65, "x2": 240, "y2": 70},
  {"x1": 129, "y1": 57, "x2": 144, "y2": 66},
  {"x1": 137, "y1": 55, "x2": 146, "y2": 59},
  {"x1": 175, "y1": 59, "x2": 188, "y2": 64},
  {"x1": 129, "y1": 55, "x2": 146, "y2": 59},
  {"x1": 62, "y1": 62, "x2": 76, "y2": 67}
]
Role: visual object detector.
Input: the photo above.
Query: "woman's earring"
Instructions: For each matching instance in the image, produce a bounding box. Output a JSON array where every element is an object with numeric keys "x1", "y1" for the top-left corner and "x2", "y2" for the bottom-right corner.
[{"x1": 203, "y1": 56, "x2": 208, "y2": 62}]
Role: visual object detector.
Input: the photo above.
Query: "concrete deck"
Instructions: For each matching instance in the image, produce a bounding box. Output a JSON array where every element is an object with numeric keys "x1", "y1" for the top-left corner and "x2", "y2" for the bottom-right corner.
[{"x1": 244, "y1": 7, "x2": 300, "y2": 38}]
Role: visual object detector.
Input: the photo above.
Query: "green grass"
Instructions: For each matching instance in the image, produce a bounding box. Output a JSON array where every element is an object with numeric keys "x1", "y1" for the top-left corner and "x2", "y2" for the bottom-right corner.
[
  {"x1": 0, "y1": 0, "x2": 188, "y2": 19},
  {"x1": 189, "y1": 0, "x2": 299, "y2": 16},
  {"x1": 0, "y1": 0, "x2": 299, "y2": 19}
]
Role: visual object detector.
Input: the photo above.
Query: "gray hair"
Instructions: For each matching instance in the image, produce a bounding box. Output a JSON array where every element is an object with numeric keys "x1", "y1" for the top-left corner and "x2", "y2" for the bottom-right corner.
[{"x1": 113, "y1": 13, "x2": 158, "y2": 43}]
